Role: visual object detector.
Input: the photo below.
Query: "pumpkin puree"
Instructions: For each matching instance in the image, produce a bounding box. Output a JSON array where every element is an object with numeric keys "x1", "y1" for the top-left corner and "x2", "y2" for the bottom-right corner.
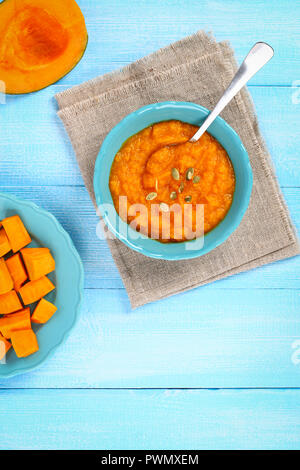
[{"x1": 109, "y1": 120, "x2": 235, "y2": 242}]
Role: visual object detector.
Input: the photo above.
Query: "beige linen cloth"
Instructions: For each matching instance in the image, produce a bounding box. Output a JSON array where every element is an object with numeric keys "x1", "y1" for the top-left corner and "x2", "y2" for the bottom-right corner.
[{"x1": 55, "y1": 31, "x2": 299, "y2": 308}]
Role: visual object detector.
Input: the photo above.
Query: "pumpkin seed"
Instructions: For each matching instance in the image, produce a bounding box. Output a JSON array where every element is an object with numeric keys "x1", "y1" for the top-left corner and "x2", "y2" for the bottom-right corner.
[
  {"x1": 186, "y1": 167, "x2": 194, "y2": 180},
  {"x1": 160, "y1": 202, "x2": 169, "y2": 212},
  {"x1": 171, "y1": 168, "x2": 180, "y2": 181},
  {"x1": 146, "y1": 192, "x2": 157, "y2": 201},
  {"x1": 155, "y1": 179, "x2": 159, "y2": 191},
  {"x1": 170, "y1": 191, "x2": 177, "y2": 200},
  {"x1": 193, "y1": 175, "x2": 200, "y2": 184},
  {"x1": 178, "y1": 182, "x2": 184, "y2": 193},
  {"x1": 184, "y1": 195, "x2": 192, "y2": 203}
]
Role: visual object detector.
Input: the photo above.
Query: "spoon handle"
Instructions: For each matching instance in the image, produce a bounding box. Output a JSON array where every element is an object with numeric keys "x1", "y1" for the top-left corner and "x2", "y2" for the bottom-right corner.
[{"x1": 189, "y1": 42, "x2": 274, "y2": 142}]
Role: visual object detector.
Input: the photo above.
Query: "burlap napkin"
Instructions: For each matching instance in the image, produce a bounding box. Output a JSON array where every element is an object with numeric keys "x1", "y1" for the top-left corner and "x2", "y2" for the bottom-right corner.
[{"x1": 56, "y1": 31, "x2": 299, "y2": 308}]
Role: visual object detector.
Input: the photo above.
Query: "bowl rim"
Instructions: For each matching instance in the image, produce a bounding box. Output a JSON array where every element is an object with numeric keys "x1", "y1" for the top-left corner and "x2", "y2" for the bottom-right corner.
[{"x1": 94, "y1": 101, "x2": 253, "y2": 260}]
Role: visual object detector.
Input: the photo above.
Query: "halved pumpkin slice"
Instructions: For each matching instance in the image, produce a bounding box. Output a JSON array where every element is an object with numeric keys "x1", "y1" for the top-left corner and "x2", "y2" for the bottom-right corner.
[{"x1": 0, "y1": 0, "x2": 88, "y2": 94}]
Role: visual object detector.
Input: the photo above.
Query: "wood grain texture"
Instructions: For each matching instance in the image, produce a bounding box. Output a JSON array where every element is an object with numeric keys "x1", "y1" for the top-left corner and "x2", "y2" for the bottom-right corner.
[
  {"x1": 0, "y1": 389, "x2": 300, "y2": 450},
  {"x1": 1, "y1": 87, "x2": 299, "y2": 187},
  {"x1": 1, "y1": 288, "x2": 300, "y2": 389}
]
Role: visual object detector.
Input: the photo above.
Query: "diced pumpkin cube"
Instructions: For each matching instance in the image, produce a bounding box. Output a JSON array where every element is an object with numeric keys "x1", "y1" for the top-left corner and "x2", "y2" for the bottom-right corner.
[
  {"x1": 0, "y1": 228, "x2": 11, "y2": 257},
  {"x1": 11, "y1": 329, "x2": 39, "y2": 358},
  {"x1": 5, "y1": 253, "x2": 27, "y2": 291},
  {"x1": 0, "y1": 308, "x2": 31, "y2": 339},
  {"x1": 21, "y1": 248, "x2": 55, "y2": 281},
  {"x1": 21, "y1": 248, "x2": 49, "y2": 254},
  {"x1": 0, "y1": 258, "x2": 13, "y2": 295},
  {"x1": 18, "y1": 276, "x2": 55, "y2": 305},
  {"x1": 0, "y1": 333, "x2": 11, "y2": 361},
  {"x1": 1, "y1": 215, "x2": 31, "y2": 252},
  {"x1": 0, "y1": 290, "x2": 22, "y2": 314},
  {"x1": 31, "y1": 298, "x2": 57, "y2": 324}
]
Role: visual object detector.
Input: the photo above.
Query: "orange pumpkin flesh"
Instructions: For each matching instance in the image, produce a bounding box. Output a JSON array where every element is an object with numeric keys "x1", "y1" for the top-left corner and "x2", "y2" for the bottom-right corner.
[
  {"x1": 11, "y1": 329, "x2": 39, "y2": 358},
  {"x1": 0, "y1": 333, "x2": 11, "y2": 360},
  {"x1": 31, "y1": 298, "x2": 57, "y2": 324},
  {"x1": 1, "y1": 215, "x2": 31, "y2": 252},
  {"x1": 0, "y1": 0, "x2": 88, "y2": 94},
  {"x1": 21, "y1": 248, "x2": 55, "y2": 281},
  {"x1": 0, "y1": 214, "x2": 57, "y2": 359},
  {"x1": 0, "y1": 228, "x2": 11, "y2": 257},
  {"x1": 18, "y1": 276, "x2": 55, "y2": 305},
  {"x1": 0, "y1": 257, "x2": 13, "y2": 295},
  {"x1": 0, "y1": 308, "x2": 31, "y2": 339}
]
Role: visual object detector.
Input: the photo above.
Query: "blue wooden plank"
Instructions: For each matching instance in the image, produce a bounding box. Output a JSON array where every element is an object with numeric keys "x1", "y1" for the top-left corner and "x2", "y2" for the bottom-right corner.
[
  {"x1": 1, "y1": 288, "x2": 300, "y2": 388},
  {"x1": 0, "y1": 186, "x2": 298, "y2": 290},
  {"x1": 39, "y1": 0, "x2": 299, "y2": 87},
  {"x1": 0, "y1": 389, "x2": 299, "y2": 449},
  {"x1": 0, "y1": 86, "x2": 299, "y2": 187}
]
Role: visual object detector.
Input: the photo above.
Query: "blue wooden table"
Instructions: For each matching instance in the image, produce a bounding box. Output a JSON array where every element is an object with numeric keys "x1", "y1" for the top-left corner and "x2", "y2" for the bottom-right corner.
[{"x1": 0, "y1": 0, "x2": 299, "y2": 450}]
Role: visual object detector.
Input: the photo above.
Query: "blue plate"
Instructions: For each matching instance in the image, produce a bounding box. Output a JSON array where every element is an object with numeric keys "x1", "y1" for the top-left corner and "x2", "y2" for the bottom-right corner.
[
  {"x1": 0, "y1": 193, "x2": 84, "y2": 378},
  {"x1": 94, "y1": 101, "x2": 253, "y2": 260}
]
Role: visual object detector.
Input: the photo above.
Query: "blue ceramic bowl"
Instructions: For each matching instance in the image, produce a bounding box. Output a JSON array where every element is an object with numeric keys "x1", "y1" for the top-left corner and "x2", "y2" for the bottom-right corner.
[
  {"x1": 94, "y1": 101, "x2": 253, "y2": 260},
  {"x1": 0, "y1": 193, "x2": 84, "y2": 378}
]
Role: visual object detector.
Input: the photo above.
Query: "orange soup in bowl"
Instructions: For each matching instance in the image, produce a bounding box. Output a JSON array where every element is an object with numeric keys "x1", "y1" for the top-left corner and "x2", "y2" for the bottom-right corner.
[{"x1": 109, "y1": 120, "x2": 235, "y2": 242}]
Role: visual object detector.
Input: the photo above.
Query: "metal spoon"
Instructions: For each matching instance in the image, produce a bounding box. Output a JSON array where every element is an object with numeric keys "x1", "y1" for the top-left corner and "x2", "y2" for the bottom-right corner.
[{"x1": 189, "y1": 42, "x2": 274, "y2": 142}]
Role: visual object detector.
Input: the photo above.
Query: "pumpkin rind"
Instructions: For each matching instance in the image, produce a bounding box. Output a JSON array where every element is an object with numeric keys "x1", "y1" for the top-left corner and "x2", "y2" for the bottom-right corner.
[{"x1": 0, "y1": 0, "x2": 88, "y2": 94}]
